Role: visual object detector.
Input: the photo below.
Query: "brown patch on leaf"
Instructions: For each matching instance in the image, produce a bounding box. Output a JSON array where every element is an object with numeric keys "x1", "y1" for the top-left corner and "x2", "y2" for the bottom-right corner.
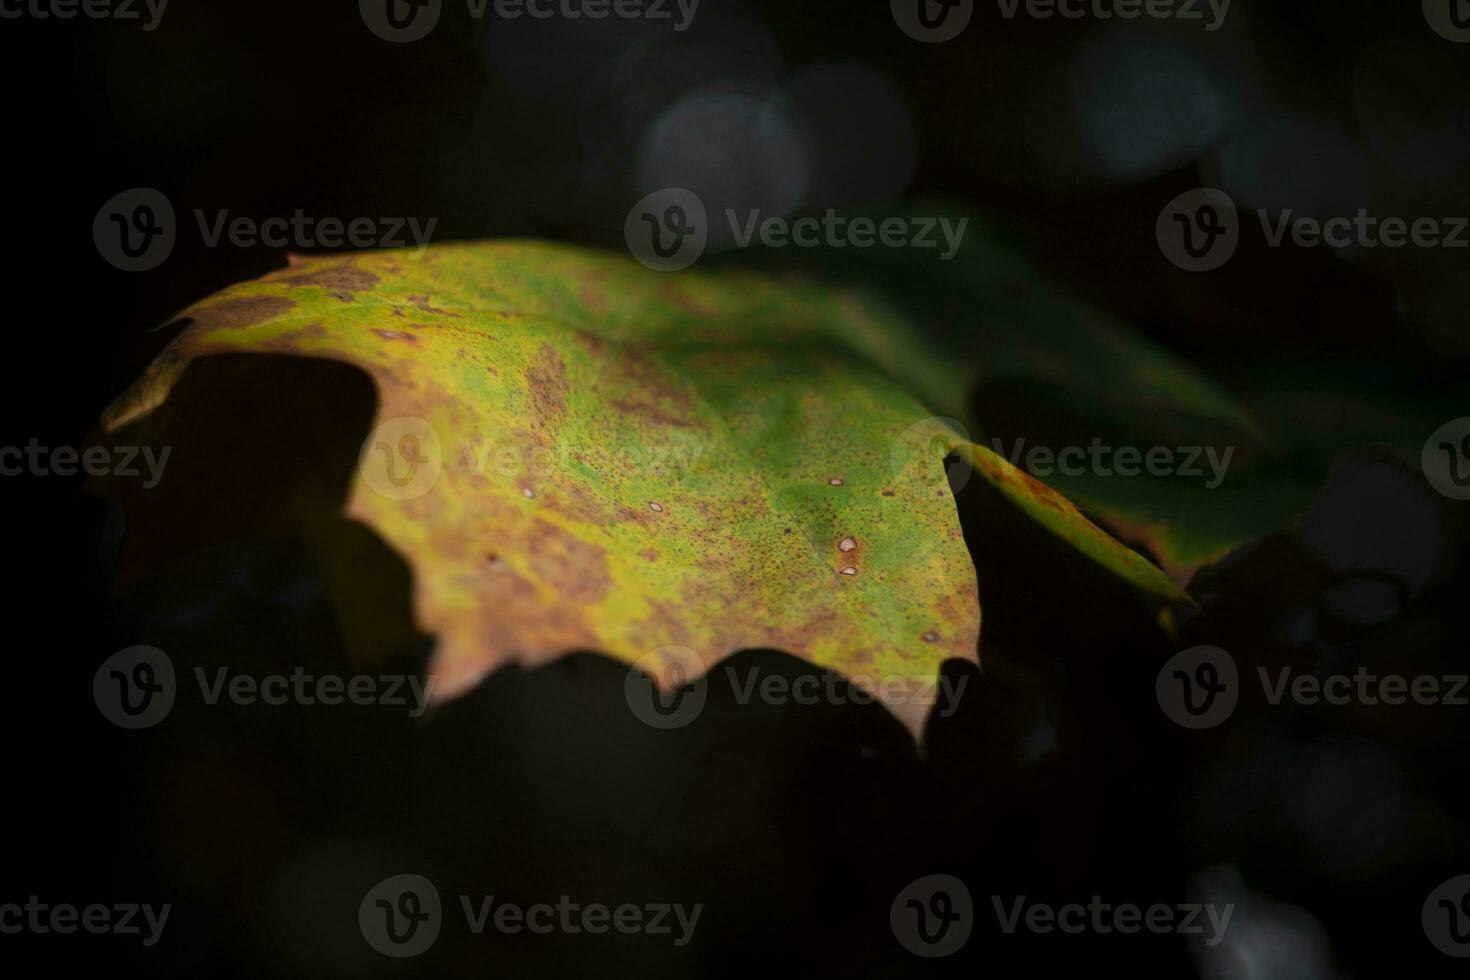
[
  {"x1": 524, "y1": 518, "x2": 611, "y2": 603},
  {"x1": 772, "y1": 606, "x2": 841, "y2": 651},
  {"x1": 617, "y1": 503, "x2": 655, "y2": 527},
  {"x1": 269, "y1": 260, "x2": 379, "y2": 295},
  {"x1": 261, "y1": 322, "x2": 328, "y2": 351},
  {"x1": 975, "y1": 453, "x2": 1074, "y2": 512},
  {"x1": 556, "y1": 480, "x2": 614, "y2": 525},
  {"x1": 630, "y1": 598, "x2": 698, "y2": 651},
  {"x1": 609, "y1": 397, "x2": 691, "y2": 429},
  {"x1": 193, "y1": 296, "x2": 296, "y2": 330},
  {"x1": 607, "y1": 348, "x2": 692, "y2": 412},
  {"x1": 578, "y1": 282, "x2": 607, "y2": 315},
  {"x1": 408, "y1": 294, "x2": 461, "y2": 317},
  {"x1": 571, "y1": 327, "x2": 607, "y2": 358},
  {"x1": 525, "y1": 344, "x2": 568, "y2": 429}
]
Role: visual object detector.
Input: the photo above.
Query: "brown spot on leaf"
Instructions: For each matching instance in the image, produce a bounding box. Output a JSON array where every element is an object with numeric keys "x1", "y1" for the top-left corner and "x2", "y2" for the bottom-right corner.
[
  {"x1": 193, "y1": 296, "x2": 296, "y2": 330},
  {"x1": 525, "y1": 518, "x2": 610, "y2": 603},
  {"x1": 609, "y1": 398, "x2": 691, "y2": 429},
  {"x1": 552, "y1": 480, "x2": 612, "y2": 525},
  {"x1": 270, "y1": 260, "x2": 379, "y2": 295},
  {"x1": 260, "y1": 321, "x2": 328, "y2": 351},
  {"x1": 578, "y1": 282, "x2": 607, "y2": 314},
  {"x1": 407, "y1": 294, "x2": 461, "y2": 317},
  {"x1": 607, "y1": 348, "x2": 691, "y2": 412},
  {"x1": 525, "y1": 344, "x2": 568, "y2": 429},
  {"x1": 617, "y1": 504, "x2": 654, "y2": 527}
]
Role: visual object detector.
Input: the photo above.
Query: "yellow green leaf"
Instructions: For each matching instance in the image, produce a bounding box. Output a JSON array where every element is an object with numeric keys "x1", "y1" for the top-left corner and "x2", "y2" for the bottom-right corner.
[{"x1": 100, "y1": 241, "x2": 1185, "y2": 738}]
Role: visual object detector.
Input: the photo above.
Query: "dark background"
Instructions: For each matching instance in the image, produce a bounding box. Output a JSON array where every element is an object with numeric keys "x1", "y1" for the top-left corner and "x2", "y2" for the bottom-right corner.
[{"x1": 9, "y1": 0, "x2": 1470, "y2": 976}]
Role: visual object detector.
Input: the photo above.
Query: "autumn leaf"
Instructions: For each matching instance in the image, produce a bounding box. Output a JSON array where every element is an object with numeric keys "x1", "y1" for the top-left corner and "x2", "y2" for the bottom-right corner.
[{"x1": 97, "y1": 241, "x2": 1185, "y2": 737}]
